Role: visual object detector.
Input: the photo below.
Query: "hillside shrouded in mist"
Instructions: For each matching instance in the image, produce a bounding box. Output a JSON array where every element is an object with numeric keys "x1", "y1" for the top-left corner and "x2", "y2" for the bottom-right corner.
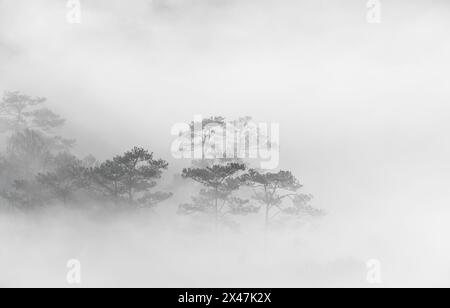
[{"x1": 1, "y1": 0, "x2": 450, "y2": 288}]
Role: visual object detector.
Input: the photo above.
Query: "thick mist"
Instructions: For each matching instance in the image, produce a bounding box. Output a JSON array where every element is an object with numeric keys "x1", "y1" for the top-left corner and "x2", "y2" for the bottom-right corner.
[{"x1": 1, "y1": 0, "x2": 450, "y2": 287}]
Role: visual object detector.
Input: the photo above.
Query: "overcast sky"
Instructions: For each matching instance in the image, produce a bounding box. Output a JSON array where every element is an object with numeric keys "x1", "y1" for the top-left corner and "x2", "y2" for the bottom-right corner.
[
  {"x1": 1, "y1": 0, "x2": 450, "y2": 246},
  {"x1": 1, "y1": 0, "x2": 450, "y2": 287}
]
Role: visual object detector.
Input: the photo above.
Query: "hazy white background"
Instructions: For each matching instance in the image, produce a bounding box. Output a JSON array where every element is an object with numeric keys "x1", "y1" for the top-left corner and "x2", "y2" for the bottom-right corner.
[{"x1": 1, "y1": 0, "x2": 450, "y2": 287}]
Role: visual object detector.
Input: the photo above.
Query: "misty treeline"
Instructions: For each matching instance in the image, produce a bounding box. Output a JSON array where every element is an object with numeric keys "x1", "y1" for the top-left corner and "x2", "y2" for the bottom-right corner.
[{"x1": 0, "y1": 91, "x2": 324, "y2": 231}]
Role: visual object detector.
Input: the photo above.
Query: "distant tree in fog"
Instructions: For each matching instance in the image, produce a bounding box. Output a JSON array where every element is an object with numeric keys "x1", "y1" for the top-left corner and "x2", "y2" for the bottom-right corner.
[
  {"x1": 82, "y1": 154, "x2": 100, "y2": 169},
  {"x1": 0, "y1": 91, "x2": 64, "y2": 133},
  {"x1": 0, "y1": 91, "x2": 45, "y2": 132},
  {"x1": 0, "y1": 91, "x2": 78, "y2": 208},
  {"x1": 37, "y1": 153, "x2": 89, "y2": 204},
  {"x1": 5, "y1": 129, "x2": 54, "y2": 178},
  {"x1": 177, "y1": 116, "x2": 254, "y2": 168},
  {"x1": 180, "y1": 163, "x2": 258, "y2": 230},
  {"x1": 241, "y1": 169, "x2": 324, "y2": 231},
  {"x1": 5, "y1": 129, "x2": 74, "y2": 179},
  {"x1": 28, "y1": 108, "x2": 66, "y2": 132},
  {"x1": 0, "y1": 180, "x2": 49, "y2": 208},
  {"x1": 0, "y1": 91, "x2": 74, "y2": 183}
]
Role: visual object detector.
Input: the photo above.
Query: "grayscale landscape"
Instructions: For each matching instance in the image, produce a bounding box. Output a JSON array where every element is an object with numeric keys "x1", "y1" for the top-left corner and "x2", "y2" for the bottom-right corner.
[{"x1": 0, "y1": 0, "x2": 449, "y2": 288}]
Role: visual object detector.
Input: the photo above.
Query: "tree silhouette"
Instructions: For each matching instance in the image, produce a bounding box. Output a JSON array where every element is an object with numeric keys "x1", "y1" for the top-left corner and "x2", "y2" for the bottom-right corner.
[
  {"x1": 4, "y1": 129, "x2": 75, "y2": 179},
  {"x1": 177, "y1": 116, "x2": 256, "y2": 168},
  {"x1": 180, "y1": 163, "x2": 257, "y2": 229},
  {"x1": 91, "y1": 147, "x2": 170, "y2": 206},
  {"x1": 0, "y1": 91, "x2": 45, "y2": 132},
  {"x1": 0, "y1": 180, "x2": 49, "y2": 208},
  {"x1": 189, "y1": 116, "x2": 226, "y2": 161},
  {"x1": 91, "y1": 159, "x2": 127, "y2": 201},
  {"x1": 241, "y1": 169, "x2": 323, "y2": 231},
  {"x1": 0, "y1": 91, "x2": 74, "y2": 185},
  {"x1": 0, "y1": 91, "x2": 76, "y2": 208},
  {"x1": 0, "y1": 91, "x2": 65, "y2": 133},
  {"x1": 37, "y1": 153, "x2": 89, "y2": 204},
  {"x1": 6, "y1": 129, "x2": 54, "y2": 178},
  {"x1": 29, "y1": 108, "x2": 65, "y2": 132},
  {"x1": 114, "y1": 147, "x2": 169, "y2": 202}
]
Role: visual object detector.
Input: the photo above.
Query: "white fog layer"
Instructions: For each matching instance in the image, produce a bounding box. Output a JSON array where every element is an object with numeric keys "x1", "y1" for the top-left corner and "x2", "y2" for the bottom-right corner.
[{"x1": 0, "y1": 0, "x2": 449, "y2": 288}]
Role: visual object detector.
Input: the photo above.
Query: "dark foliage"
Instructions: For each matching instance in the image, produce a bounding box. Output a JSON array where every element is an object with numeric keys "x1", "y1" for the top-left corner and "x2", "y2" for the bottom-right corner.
[
  {"x1": 180, "y1": 163, "x2": 258, "y2": 229},
  {"x1": 1, "y1": 99, "x2": 323, "y2": 232},
  {"x1": 241, "y1": 169, "x2": 324, "y2": 228},
  {"x1": 91, "y1": 147, "x2": 170, "y2": 205}
]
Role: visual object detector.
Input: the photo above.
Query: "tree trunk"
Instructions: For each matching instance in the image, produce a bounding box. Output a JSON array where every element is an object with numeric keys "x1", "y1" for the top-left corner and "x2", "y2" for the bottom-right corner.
[
  {"x1": 128, "y1": 176, "x2": 133, "y2": 203},
  {"x1": 263, "y1": 186, "x2": 270, "y2": 232},
  {"x1": 127, "y1": 176, "x2": 133, "y2": 203},
  {"x1": 265, "y1": 203, "x2": 270, "y2": 231},
  {"x1": 263, "y1": 186, "x2": 270, "y2": 257},
  {"x1": 214, "y1": 191, "x2": 219, "y2": 232},
  {"x1": 113, "y1": 181, "x2": 118, "y2": 205},
  {"x1": 16, "y1": 110, "x2": 22, "y2": 131}
]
